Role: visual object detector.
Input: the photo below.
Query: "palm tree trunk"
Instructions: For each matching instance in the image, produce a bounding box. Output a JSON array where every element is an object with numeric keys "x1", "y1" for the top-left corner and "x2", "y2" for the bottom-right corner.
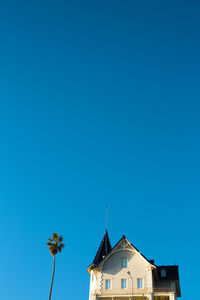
[{"x1": 49, "y1": 255, "x2": 56, "y2": 300}]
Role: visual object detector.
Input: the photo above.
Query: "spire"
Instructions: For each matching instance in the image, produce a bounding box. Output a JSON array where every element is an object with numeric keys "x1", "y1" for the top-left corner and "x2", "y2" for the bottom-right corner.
[{"x1": 93, "y1": 230, "x2": 112, "y2": 265}]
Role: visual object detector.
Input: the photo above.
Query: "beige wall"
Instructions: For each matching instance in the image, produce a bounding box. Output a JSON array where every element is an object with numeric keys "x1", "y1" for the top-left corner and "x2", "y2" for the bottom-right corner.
[{"x1": 95, "y1": 246, "x2": 153, "y2": 292}]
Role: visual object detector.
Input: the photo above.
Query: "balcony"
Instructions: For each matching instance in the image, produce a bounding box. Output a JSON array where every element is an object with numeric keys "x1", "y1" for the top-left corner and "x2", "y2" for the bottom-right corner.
[
  {"x1": 94, "y1": 287, "x2": 174, "y2": 296},
  {"x1": 95, "y1": 288, "x2": 153, "y2": 295}
]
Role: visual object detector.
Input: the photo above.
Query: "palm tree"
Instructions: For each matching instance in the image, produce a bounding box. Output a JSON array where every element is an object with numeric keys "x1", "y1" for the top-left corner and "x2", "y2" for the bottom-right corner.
[{"x1": 46, "y1": 233, "x2": 64, "y2": 300}]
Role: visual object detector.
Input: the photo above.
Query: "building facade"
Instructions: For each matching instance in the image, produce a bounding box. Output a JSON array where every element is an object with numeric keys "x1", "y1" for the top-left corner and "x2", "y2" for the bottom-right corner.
[{"x1": 87, "y1": 231, "x2": 181, "y2": 300}]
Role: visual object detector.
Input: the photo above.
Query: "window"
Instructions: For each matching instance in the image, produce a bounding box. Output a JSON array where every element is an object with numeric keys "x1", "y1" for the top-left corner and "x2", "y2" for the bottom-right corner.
[
  {"x1": 105, "y1": 279, "x2": 111, "y2": 290},
  {"x1": 137, "y1": 278, "x2": 144, "y2": 289},
  {"x1": 161, "y1": 269, "x2": 166, "y2": 277},
  {"x1": 121, "y1": 279, "x2": 127, "y2": 289},
  {"x1": 121, "y1": 258, "x2": 128, "y2": 268}
]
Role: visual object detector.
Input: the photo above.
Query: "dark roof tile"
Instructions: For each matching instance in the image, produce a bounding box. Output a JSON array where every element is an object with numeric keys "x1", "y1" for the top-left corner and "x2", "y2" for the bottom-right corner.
[
  {"x1": 156, "y1": 265, "x2": 179, "y2": 281},
  {"x1": 93, "y1": 230, "x2": 112, "y2": 265}
]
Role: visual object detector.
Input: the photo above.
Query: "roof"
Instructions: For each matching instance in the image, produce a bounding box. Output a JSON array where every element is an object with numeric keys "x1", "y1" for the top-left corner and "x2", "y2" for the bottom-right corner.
[
  {"x1": 155, "y1": 265, "x2": 181, "y2": 297},
  {"x1": 89, "y1": 234, "x2": 155, "y2": 270},
  {"x1": 92, "y1": 230, "x2": 112, "y2": 265},
  {"x1": 156, "y1": 265, "x2": 179, "y2": 281}
]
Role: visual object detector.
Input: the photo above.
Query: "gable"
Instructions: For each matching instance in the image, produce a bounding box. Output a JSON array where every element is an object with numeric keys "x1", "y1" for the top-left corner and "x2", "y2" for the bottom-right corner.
[
  {"x1": 102, "y1": 248, "x2": 149, "y2": 276},
  {"x1": 96, "y1": 245, "x2": 154, "y2": 291},
  {"x1": 96, "y1": 236, "x2": 155, "y2": 270}
]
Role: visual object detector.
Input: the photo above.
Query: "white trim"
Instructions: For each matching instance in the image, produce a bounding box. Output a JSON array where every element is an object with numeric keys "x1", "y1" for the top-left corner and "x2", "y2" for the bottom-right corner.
[{"x1": 115, "y1": 248, "x2": 136, "y2": 254}]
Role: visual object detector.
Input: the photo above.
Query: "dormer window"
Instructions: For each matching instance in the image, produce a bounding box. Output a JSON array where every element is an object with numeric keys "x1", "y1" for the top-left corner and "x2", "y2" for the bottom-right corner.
[
  {"x1": 161, "y1": 269, "x2": 167, "y2": 277},
  {"x1": 121, "y1": 258, "x2": 128, "y2": 268}
]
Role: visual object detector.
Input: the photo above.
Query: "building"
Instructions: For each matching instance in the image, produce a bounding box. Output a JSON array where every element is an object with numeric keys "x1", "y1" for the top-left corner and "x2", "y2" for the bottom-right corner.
[{"x1": 87, "y1": 231, "x2": 181, "y2": 300}]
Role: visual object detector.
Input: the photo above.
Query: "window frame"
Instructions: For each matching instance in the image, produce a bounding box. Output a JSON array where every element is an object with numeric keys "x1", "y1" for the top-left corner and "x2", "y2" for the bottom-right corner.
[
  {"x1": 121, "y1": 279, "x2": 128, "y2": 289},
  {"x1": 137, "y1": 278, "x2": 144, "y2": 289},
  {"x1": 121, "y1": 258, "x2": 128, "y2": 268},
  {"x1": 105, "y1": 279, "x2": 111, "y2": 290}
]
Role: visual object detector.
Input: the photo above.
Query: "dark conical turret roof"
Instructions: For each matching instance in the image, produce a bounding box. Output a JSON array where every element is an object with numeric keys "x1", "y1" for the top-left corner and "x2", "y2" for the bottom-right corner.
[{"x1": 93, "y1": 230, "x2": 112, "y2": 265}]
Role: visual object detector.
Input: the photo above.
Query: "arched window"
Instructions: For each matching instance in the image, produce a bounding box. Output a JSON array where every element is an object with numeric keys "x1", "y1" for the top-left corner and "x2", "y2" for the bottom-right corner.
[{"x1": 161, "y1": 269, "x2": 166, "y2": 277}]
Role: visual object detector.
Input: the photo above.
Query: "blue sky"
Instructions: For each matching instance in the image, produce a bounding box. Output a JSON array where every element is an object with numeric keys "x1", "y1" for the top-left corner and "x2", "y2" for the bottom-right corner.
[{"x1": 0, "y1": 0, "x2": 199, "y2": 299}]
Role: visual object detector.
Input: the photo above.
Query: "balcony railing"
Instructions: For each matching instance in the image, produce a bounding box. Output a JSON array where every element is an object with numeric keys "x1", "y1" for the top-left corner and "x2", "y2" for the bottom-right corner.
[
  {"x1": 94, "y1": 287, "x2": 174, "y2": 296},
  {"x1": 95, "y1": 288, "x2": 152, "y2": 295},
  {"x1": 153, "y1": 288, "x2": 174, "y2": 293}
]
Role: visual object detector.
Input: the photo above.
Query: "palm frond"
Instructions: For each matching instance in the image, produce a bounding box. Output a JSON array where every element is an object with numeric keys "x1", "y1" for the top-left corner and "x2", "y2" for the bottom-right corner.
[
  {"x1": 47, "y1": 233, "x2": 65, "y2": 256},
  {"x1": 52, "y1": 233, "x2": 59, "y2": 241},
  {"x1": 46, "y1": 242, "x2": 52, "y2": 246}
]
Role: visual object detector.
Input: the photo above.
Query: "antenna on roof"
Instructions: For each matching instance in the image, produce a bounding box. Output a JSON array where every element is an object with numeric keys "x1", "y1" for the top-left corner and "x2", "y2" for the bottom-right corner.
[{"x1": 105, "y1": 206, "x2": 108, "y2": 231}]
